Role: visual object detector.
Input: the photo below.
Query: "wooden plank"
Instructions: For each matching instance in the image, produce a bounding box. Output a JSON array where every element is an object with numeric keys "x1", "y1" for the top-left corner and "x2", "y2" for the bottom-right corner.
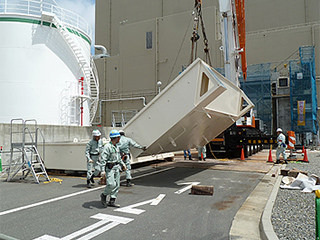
[{"x1": 191, "y1": 185, "x2": 214, "y2": 196}]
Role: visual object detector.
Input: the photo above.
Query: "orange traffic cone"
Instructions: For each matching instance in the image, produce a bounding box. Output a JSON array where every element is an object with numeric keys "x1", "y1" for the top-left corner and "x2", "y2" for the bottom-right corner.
[
  {"x1": 302, "y1": 148, "x2": 309, "y2": 163},
  {"x1": 267, "y1": 149, "x2": 273, "y2": 163},
  {"x1": 240, "y1": 148, "x2": 245, "y2": 160},
  {"x1": 302, "y1": 146, "x2": 305, "y2": 154}
]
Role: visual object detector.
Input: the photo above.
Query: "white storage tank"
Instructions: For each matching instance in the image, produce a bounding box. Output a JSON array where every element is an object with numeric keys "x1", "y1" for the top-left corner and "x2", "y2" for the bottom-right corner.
[{"x1": 0, "y1": 0, "x2": 99, "y2": 126}]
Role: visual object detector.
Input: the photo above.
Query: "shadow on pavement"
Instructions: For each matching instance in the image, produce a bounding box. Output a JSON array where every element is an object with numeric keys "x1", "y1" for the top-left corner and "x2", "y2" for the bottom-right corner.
[{"x1": 82, "y1": 200, "x2": 107, "y2": 209}]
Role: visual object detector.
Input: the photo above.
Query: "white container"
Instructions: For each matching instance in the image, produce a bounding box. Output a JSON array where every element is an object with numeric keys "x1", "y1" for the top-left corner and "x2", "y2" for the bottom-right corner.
[
  {"x1": 38, "y1": 142, "x2": 174, "y2": 171},
  {"x1": 124, "y1": 58, "x2": 254, "y2": 158}
]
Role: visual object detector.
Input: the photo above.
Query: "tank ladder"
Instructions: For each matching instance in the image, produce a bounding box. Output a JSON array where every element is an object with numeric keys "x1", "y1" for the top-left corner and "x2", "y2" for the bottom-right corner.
[
  {"x1": 6, "y1": 119, "x2": 50, "y2": 184},
  {"x1": 40, "y1": 12, "x2": 99, "y2": 124}
]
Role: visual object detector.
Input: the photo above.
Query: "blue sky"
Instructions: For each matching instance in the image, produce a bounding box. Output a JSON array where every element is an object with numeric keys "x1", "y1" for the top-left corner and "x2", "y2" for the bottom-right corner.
[{"x1": 55, "y1": 0, "x2": 95, "y2": 44}]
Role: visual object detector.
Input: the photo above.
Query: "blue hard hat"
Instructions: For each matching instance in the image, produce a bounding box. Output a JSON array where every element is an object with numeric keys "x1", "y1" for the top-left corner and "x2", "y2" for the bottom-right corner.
[{"x1": 109, "y1": 130, "x2": 120, "y2": 138}]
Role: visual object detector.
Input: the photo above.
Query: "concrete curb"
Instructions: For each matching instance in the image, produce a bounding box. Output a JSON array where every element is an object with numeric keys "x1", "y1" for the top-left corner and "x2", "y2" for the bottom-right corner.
[
  {"x1": 229, "y1": 164, "x2": 280, "y2": 239},
  {"x1": 259, "y1": 165, "x2": 285, "y2": 240}
]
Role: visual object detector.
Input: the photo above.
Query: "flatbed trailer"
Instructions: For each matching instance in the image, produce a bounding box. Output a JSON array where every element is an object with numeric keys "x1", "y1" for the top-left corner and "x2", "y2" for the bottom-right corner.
[{"x1": 206, "y1": 123, "x2": 276, "y2": 158}]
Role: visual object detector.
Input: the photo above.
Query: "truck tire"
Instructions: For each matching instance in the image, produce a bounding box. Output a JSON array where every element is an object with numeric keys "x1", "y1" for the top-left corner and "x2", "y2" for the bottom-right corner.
[{"x1": 244, "y1": 145, "x2": 251, "y2": 157}]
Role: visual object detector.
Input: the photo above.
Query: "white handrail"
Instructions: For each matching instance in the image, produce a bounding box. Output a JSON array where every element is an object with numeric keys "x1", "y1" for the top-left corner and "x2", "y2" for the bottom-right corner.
[{"x1": 0, "y1": 0, "x2": 92, "y2": 37}]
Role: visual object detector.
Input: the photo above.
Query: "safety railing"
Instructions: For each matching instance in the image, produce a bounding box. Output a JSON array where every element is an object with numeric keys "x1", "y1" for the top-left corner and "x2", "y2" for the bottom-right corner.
[{"x1": 0, "y1": 0, "x2": 92, "y2": 37}]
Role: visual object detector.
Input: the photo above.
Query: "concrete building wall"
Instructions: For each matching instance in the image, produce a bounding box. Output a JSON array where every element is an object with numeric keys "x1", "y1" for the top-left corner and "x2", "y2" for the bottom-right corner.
[{"x1": 95, "y1": 0, "x2": 320, "y2": 126}]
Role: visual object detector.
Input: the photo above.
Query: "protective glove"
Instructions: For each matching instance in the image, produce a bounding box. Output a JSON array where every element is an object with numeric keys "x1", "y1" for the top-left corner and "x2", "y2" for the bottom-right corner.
[
  {"x1": 121, "y1": 164, "x2": 127, "y2": 171},
  {"x1": 88, "y1": 159, "x2": 94, "y2": 163},
  {"x1": 142, "y1": 146, "x2": 147, "y2": 151}
]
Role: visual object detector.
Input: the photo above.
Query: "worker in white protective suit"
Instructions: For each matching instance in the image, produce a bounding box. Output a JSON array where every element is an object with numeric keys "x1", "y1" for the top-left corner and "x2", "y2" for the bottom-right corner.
[
  {"x1": 85, "y1": 130, "x2": 103, "y2": 188},
  {"x1": 276, "y1": 128, "x2": 288, "y2": 164},
  {"x1": 118, "y1": 130, "x2": 147, "y2": 187},
  {"x1": 100, "y1": 130, "x2": 127, "y2": 208},
  {"x1": 197, "y1": 146, "x2": 206, "y2": 161}
]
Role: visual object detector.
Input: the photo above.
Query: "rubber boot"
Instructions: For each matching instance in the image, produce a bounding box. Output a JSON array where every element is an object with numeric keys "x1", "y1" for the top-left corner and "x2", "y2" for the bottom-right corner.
[
  {"x1": 108, "y1": 198, "x2": 120, "y2": 208},
  {"x1": 100, "y1": 193, "x2": 107, "y2": 207},
  {"x1": 199, "y1": 157, "x2": 202, "y2": 161},
  {"x1": 275, "y1": 159, "x2": 280, "y2": 164},
  {"x1": 90, "y1": 175, "x2": 95, "y2": 184},
  {"x1": 285, "y1": 160, "x2": 288, "y2": 164},
  {"x1": 184, "y1": 156, "x2": 186, "y2": 160},
  {"x1": 86, "y1": 180, "x2": 91, "y2": 188},
  {"x1": 126, "y1": 179, "x2": 134, "y2": 187},
  {"x1": 189, "y1": 156, "x2": 192, "y2": 160},
  {"x1": 203, "y1": 158, "x2": 206, "y2": 161}
]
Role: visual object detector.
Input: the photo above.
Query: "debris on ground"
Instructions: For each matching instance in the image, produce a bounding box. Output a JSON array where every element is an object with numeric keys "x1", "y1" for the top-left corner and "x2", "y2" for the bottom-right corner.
[
  {"x1": 280, "y1": 168, "x2": 308, "y2": 177},
  {"x1": 280, "y1": 172, "x2": 320, "y2": 192},
  {"x1": 190, "y1": 185, "x2": 214, "y2": 195}
]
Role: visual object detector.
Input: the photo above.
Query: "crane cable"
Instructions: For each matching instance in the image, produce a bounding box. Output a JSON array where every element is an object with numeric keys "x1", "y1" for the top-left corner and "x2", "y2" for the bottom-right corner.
[
  {"x1": 198, "y1": 4, "x2": 212, "y2": 66},
  {"x1": 166, "y1": 17, "x2": 193, "y2": 86},
  {"x1": 190, "y1": 0, "x2": 212, "y2": 66},
  {"x1": 190, "y1": 1, "x2": 201, "y2": 64}
]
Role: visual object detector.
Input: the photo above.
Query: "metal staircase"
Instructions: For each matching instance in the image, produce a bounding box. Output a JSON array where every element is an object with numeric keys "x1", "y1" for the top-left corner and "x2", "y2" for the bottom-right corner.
[
  {"x1": 7, "y1": 119, "x2": 50, "y2": 184},
  {"x1": 59, "y1": 82, "x2": 79, "y2": 125},
  {"x1": 41, "y1": 12, "x2": 99, "y2": 124}
]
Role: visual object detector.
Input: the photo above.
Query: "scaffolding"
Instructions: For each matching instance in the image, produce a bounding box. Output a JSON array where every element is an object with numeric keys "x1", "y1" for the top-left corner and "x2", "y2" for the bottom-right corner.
[
  {"x1": 216, "y1": 63, "x2": 272, "y2": 134},
  {"x1": 289, "y1": 46, "x2": 318, "y2": 134},
  {"x1": 216, "y1": 45, "x2": 318, "y2": 139},
  {"x1": 239, "y1": 63, "x2": 272, "y2": 134}
]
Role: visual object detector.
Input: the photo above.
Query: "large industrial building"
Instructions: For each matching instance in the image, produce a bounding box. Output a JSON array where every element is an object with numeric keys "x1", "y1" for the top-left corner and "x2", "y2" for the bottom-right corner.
[{"x1": 95, "y1": 0, "x2": 320, "y2": 145}]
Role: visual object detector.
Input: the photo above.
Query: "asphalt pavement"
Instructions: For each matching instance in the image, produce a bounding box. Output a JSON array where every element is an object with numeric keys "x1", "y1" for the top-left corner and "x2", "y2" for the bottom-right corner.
[{"x1": 0, "y1": 157, "x2": 267, "y2": 240}]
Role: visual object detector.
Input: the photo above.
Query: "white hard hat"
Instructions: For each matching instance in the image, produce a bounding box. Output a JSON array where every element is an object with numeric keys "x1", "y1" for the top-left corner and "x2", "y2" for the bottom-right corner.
[
  {"x1": 119, "y1": 130, "x2": 124, "y2": 134},
  {"x1": 92, "y1": 129, "x2": 101, "y2": 137},
  {"x1": 276, "y1": 128, "x2": 282, "y2": 132}
]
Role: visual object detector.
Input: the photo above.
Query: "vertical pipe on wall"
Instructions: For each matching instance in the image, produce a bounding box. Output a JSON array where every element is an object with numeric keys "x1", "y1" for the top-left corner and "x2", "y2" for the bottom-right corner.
[
  {"x1": 304, "y1": 0, "x2": 309, "y2": 23},
  {"x1": 311, "y1": 25, "x2": 315, "y2": 46},
  {"x1": 103, "y1": 57, "x2": 107, "y2": 125},
  {"x1": 155, "y1": 18, "x2": 159, "y2": 94},
  {"x1": 161, "y1": 0, "x2": 164, "y2": 17},
  {"x1": 109, "y1": 0, "x2": 112, "y2": 55}
]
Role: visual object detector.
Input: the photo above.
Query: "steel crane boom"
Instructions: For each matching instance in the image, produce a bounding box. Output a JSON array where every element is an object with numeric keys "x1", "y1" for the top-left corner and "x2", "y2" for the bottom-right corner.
[{"x1": 219, "y1": 0, "x2": 247, "y2": 87}]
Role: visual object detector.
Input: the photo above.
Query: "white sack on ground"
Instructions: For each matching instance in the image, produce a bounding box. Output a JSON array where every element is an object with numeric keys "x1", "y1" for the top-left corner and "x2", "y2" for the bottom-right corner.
[{"x1": 280, "y1": 173, "x2": 320, "y2": 192}]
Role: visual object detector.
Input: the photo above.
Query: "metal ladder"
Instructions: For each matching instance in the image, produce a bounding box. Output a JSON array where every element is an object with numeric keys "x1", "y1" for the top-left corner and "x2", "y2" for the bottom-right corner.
[
  {"x1": 40, "y1": 12, "x2": 99, "y2": 124},
  {"x1": 6, "y1": 119, "x2": 50, "y2": 184}
]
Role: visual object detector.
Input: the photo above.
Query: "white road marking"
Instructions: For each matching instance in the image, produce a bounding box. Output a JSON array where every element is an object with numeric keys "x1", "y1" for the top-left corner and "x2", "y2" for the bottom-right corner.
[
  {"x1": 0, "y1": 166, "x2": 174, "y2": 216},
  {"x1": 33, "y1": 214, "x2": 133, "y2": 240},
  {"x1": 174, "y1": 182, "x2": 201, "y2": 194},
  {"x1": 115, "y1": 194, "x2": 166, "y2": 215},
  {"x1": 0, "y1": 186, "x2": 105, "y2": 216},
  {"x1": 34, "y1": 235, "x2": 59, "y2": 240},
  {"x1": 76, "y1": 222, "x2": 119, "y2": 240},
  {"x1": 150, "y1": 194, "x2": 166, "y2": 205}
]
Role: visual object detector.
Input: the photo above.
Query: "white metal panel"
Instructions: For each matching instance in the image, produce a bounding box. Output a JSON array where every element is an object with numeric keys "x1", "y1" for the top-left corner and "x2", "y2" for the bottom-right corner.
[
  {"x1": 40, "y1": 142, "x2": 173, "y2": 171},
  {"x1": 124, "y1": 58, "x2": 254, "y2": 158}
]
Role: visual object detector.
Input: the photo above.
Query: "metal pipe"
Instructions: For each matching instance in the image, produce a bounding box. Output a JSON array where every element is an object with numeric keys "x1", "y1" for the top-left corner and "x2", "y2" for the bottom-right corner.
[
  {"x1": 93, "y1": 97, "x2": 147, "y2": 125},
  {"x1": 155, "y1": 18, "x2": 159, "y2": 94},
  {"x1": 93, "y1": 45, "x2": 110, "y2": 59},
  {"x1": 311, "y1": 25, "x2": 315, "y2": 46}
]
